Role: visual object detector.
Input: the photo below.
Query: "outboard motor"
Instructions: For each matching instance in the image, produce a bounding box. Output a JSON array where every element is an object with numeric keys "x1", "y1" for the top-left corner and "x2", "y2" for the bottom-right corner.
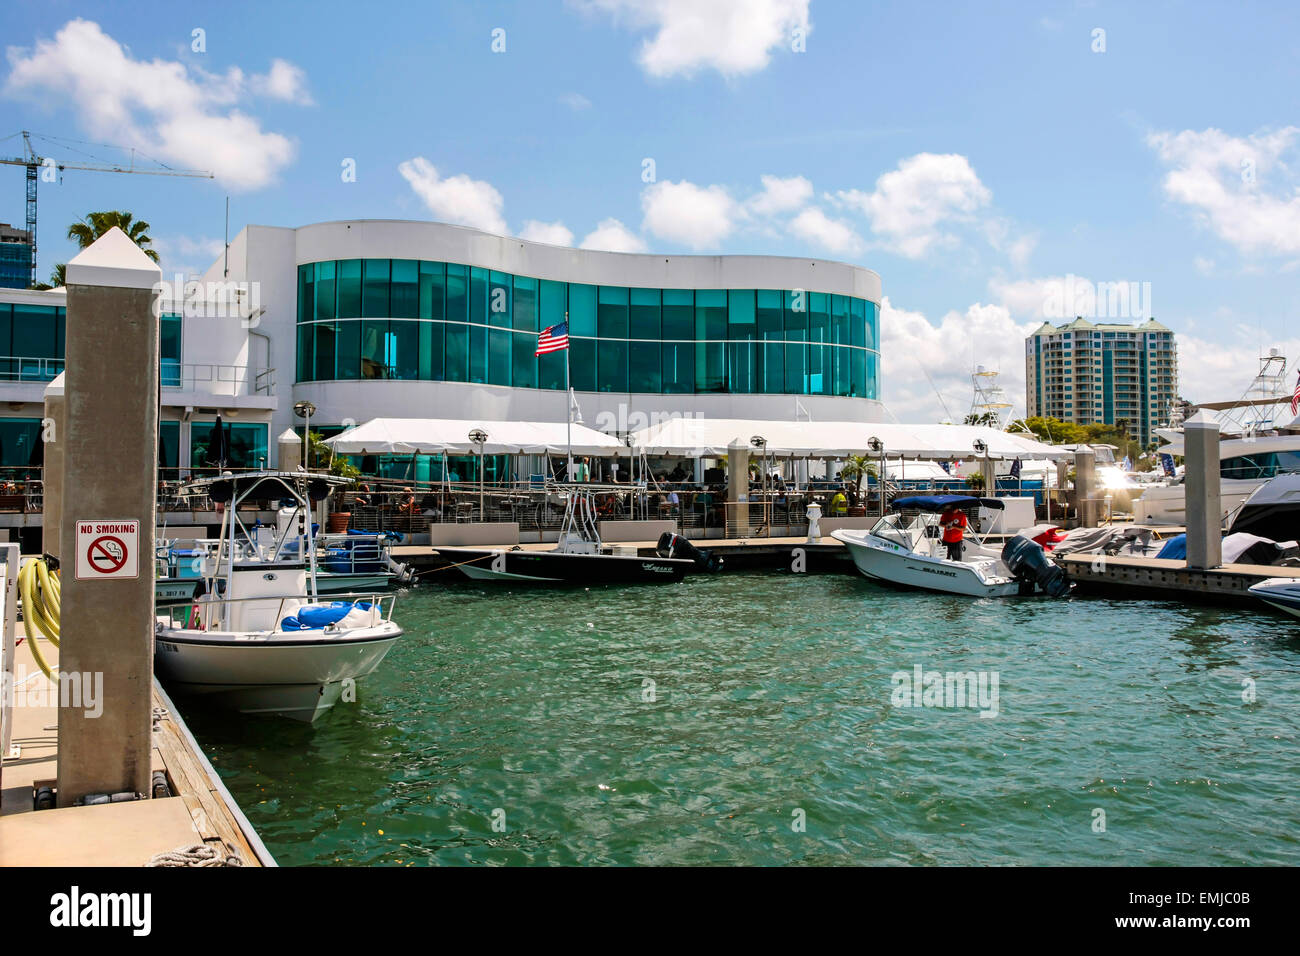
[
  {"x1": 1001, "y1": 534, "x2": 1071, "y2": 597},
  {"x1": 656, "y1": 532, "x2": 723, "y2": 572}
]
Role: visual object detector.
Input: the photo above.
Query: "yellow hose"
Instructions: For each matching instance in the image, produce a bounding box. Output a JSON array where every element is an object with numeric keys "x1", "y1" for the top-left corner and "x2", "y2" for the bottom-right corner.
[{"x1": 19, "y1": 556, "x2": 60, "y2": 682}]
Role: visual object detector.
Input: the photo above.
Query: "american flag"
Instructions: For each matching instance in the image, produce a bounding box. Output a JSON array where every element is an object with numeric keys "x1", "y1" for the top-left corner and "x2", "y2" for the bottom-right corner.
[
  {"x1": 535, "y1": 321, "x2": 569, "y2": 356},
  {"x1": 1292, "y1": 368, "x2": 1299, "y2": 417}
]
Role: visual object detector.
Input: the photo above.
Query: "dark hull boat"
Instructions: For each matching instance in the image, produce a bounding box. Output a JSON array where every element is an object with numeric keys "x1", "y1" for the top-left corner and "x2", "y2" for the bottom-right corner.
[{"x1": 434, "y1": 546, "x2": 692, "y2": 584}]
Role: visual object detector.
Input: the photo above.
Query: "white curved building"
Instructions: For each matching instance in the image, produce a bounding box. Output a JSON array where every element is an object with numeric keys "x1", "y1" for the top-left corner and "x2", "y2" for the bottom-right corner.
[{"x1": 213, "y1": 219, "x2": 883, "y2": 458}]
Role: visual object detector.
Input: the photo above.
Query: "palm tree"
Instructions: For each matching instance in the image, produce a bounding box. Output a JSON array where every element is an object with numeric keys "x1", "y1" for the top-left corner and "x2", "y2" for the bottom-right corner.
[
  {"x1": 840, "y1": 454, "x2": 878, "y2": 503},
  {"x1": 66, "y1": 211, "x2": 160, "y2": 262},
  {"x1": 50, "y1": 263, "x2": 66, "y2": 287}
]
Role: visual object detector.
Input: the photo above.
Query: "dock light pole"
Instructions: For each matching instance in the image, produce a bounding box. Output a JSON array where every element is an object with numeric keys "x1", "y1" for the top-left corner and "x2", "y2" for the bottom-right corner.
[
  {"x1": 469, "y1": 428, "x2": 487, "y2": 517},
  {"x1": 973, "y1": 438, "x2": 990, "y2": 496},
  {"x1": 294, "y1": 400, "x2": 316, "y2": 471},
  {"x1": 750, "y1": 435, "x2": 767, "y2": 505},
  {"x1": 868, "y1": 436, "x2": 884, "y2": 517}
]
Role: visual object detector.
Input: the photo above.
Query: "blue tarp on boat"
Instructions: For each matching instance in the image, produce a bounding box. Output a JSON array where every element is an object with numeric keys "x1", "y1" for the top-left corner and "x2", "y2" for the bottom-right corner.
[{"x1": 890, "y1": 495, "x2": 1006, "y2": 512}]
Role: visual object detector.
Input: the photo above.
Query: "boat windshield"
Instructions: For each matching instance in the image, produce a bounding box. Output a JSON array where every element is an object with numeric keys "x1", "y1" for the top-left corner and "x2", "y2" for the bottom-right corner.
[{"x1": 869, "y1": 512, "x2": 919, "y2": 550}]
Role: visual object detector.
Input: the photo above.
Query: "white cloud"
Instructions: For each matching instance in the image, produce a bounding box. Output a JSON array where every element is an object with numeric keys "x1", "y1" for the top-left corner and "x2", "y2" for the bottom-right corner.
[
  {"x1": 574, "y1": 0, "x2": 811, "y2": 78},
  {"x1": 559, "y1": 91, "x2": 592, "y2": 110},
  {"x1": 3, "y1": 18, "x2": 300, "y2": 190},
  {"x1": 836, "y1": 153, "x2": 992, "y2": 258},
  {"x1": 641, "y1": 179, "x2": 737, "y2": 248},
  {"x1": 989, "y1": 274, "x2": 1154, "y2": 323},
  {"x1": 249, "y1": 58, "x2": 314, "y2": 105},
  {"x1": 746, "y1": 173, "x2": 813, "y2": 216},
  {"x1": 1147, "y1": 126, "x2": 1300, "y2": 256},
  {"x1": 580, "y1": 217, "x2": 647, "y2": 252},
  {"x1": 880, "y1": 296, "x2": 1038, "y2": 423},
  {"x1": 1193, "y1": 256, "x2": 1216, "y2": 275},
  {"x1": 787, "y1": 207, "x2": 862, "y2": 255},
  {"x1": 397, "y1": 157, "x2": 508, "y2": 234},
  {"x1": 518, "y1": 219, "x2": 576, "y2": 246},
  {"x1": 153, "y1": 234, "x2": 224, "y2": 277}
]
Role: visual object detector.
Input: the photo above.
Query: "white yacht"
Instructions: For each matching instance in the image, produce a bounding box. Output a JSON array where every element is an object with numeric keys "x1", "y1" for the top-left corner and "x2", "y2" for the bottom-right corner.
[
  {"x1": 1248, "y1": 578, "x2": 1300, "y2": 618},
  {"x1": 154, "y1": 472, "x2": 404, "y2": 722},
  {"x1": 832, "y1": 495, "x2": 1070, "y2": 598},
  {"x1": 1135, "y1": 351, "x2": 1299, "y2": 526}
]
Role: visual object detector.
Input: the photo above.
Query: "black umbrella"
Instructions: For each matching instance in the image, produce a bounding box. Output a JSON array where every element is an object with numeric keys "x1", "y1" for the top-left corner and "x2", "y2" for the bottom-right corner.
[{"x1": 207, "y1": 414, "x2": 230, "y2": 470}]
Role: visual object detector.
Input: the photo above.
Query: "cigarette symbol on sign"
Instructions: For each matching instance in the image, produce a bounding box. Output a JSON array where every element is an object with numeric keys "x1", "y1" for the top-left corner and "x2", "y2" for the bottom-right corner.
[{"x1": 88, "y1": 535, "x2": 129, "y2": 574}]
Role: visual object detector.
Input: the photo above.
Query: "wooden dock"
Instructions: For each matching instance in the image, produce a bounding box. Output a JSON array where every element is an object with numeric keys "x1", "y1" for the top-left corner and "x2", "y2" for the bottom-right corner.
[
  {"x1": 1059, "y1": 553, "x2": 1300, "y2": 608},
  {"x1": 0, "y1": 636, "x2": 273, "y2": 866}
]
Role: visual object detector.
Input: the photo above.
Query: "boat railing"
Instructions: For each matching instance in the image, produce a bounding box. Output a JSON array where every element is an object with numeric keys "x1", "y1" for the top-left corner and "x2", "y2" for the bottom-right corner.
[{"x1": 158, "y1": 591, "x2": 398, "y2": 631}]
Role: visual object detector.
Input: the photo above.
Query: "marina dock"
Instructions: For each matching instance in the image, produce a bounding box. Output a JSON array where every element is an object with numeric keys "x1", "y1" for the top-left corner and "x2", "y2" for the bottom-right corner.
[
  {"x1": 0, "y1": 635, "x2": 272, "y2": 867},
  {"x1": 1059, "y1": 553, "x2": 1300, "y2": 608}
]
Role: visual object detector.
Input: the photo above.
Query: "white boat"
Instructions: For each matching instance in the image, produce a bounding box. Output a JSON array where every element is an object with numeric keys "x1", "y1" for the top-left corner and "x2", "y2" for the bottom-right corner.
[
  {"x1": 1133, "y1": 434, "x2": 1300, "y2": 526},
  {"x1": 832, "y1": 495, "x2": 1070, "y2": 598},
  {"x1": 1137, "y1": 351, "x2": 1300, "y2": 526},
  {"x1": 154, "y1": 472, "x2": 404, "y2": 722},
  {"x1": 1247, "y1": 577, "x2": 1300, "y2": 618}
]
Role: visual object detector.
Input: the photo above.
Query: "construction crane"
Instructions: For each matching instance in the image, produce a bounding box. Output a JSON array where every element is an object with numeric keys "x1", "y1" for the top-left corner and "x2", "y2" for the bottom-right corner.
[{"x1": 0, "y1": 130, "x2": 213, "y2": 287}]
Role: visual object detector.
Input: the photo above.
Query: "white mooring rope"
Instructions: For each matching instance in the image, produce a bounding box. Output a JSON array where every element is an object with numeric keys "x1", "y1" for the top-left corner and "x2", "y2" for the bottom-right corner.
[{"x1": 146, "y1": 842, "x2": 245, "y2": 867}]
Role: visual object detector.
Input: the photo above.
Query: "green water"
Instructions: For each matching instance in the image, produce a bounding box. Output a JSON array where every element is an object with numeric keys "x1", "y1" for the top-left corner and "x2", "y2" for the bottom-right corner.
[{"x1": 184, "y1": 573, "x2": 1300, "y2": 866}]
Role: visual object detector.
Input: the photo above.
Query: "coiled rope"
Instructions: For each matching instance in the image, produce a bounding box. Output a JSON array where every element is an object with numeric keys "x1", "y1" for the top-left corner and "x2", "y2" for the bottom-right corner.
[{"x1": 146, "y1": 843, "x2": 245, "y2": 867}]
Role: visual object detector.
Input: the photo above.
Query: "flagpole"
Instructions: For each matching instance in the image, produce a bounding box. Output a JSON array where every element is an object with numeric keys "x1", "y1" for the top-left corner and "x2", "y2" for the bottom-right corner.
[{"x1": 565, "y1": 310, "x2": 573, "y2": 482}]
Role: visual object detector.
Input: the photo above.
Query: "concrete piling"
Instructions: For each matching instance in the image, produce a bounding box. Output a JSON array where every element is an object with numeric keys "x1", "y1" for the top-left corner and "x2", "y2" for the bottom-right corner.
[
  {"x1": 55, "y1": 228, "x2": 161, "y2": 807},
  {"x1": 1183, "y1": 410, "x2": 1222, "y2": 570}
]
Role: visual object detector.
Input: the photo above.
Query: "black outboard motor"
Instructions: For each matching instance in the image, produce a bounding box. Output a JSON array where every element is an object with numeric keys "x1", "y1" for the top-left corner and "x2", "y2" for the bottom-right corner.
[
  {"x1": 656, "y1": 532, "x2": 723, "y2": 572},
  {"x1": 1000, "y1": 535, "x2": 1071, "y2": 597}
]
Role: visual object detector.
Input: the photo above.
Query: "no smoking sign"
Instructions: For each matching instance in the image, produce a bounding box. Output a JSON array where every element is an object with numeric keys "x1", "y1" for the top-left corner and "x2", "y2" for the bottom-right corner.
[{"x1": 75, "y1": 519, "x2": 140, "y2": 580}]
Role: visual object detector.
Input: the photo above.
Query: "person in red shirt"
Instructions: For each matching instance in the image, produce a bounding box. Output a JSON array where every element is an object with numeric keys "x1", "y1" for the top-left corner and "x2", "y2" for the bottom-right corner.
[{"x1": 938, "y1": 502, "x2": 968, "y2": 561}]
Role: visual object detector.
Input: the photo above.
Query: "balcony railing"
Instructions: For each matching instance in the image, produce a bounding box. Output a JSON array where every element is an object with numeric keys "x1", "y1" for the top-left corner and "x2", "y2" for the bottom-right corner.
[
  {"x1": 0, "y1": 357, "x2": 64, "y2": 383},
  {"x1": 162, "y1": 363, "x2": 275, "y2": 397}
]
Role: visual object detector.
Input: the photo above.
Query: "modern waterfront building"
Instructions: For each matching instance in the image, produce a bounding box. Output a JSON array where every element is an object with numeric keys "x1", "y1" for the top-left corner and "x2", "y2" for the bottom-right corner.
[
  {"x1": 0, "y1": 223, "x2": 34, "y2": 290},
  {"x1": 0, "y1": 219, "x2": 882, "y2": 480},
  {"x1": 1024, "y1": 317, "x2": 1178, "y2": 449}
]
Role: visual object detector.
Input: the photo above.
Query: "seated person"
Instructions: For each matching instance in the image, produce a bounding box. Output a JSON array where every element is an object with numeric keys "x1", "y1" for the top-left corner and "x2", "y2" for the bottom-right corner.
[
  {"x1": 829, "y1": 487, "x2": 848, "y2": 516},
  {"x1": 398, "y1": 487, "x2": 418, "y2": 514},
  {"x1": 352, "y1": 482, "x2": 372, "y2": 508}
]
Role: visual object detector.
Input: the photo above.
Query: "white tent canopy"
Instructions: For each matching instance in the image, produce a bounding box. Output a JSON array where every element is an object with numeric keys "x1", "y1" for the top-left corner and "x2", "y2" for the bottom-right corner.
[
  {"x1": 325, "y1": 418, "x2": 627, "y2": 457},
  {"x1": 628, "y1": 418, "x2": 1072, "y2": 460}
]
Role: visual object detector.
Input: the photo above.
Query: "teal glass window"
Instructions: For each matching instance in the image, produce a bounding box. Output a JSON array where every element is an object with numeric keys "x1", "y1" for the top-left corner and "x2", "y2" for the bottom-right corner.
[
  {"x1": 539, "y1": 279, "x2": 566, "y2": 331},
  {"x1": 488, "y1": 328, "x2": 511, "y2": 385},
  {"x1": 598, "y1": 286, "x2": 629, "y2": 338},
  {"x1": 159, "y1": 420, "x2": 180, "y2": 471},
  {"x1": 390, "y1": 260, "x2": 419, "y2": 318},
  {"x1": 337, "y1": 260, "x2": 362, "y2": 317},
  {"x1": 362, "y1": 259, "x2": 389, "y2": 317},
  {"x1": 297, "y1": 265, "x2": 314, "y2": 323},
  {"x1": 570, "y1": 338, "x2": 596, "y2": 391},
  {"x1": 662, "y1": 290, "x2": 693, "y2": 340},
  {"x1": 445, "y1": 264, "x2": 467, "y2": 322},
  {"x1": 630, "y1": 341, "x2": 661, "y2": 393},
  {"x1": 315, "y1": 261, "x2": 336, "y2": 321},
  {"x1": 513, "y1": 276, "x2": 537, "y2": 332},
  {"x1": 488, "y1": 271, "x2": 512, "y2": 328},
  {"x1": 630, "y1": 288, "x2": 660, "y2": 339},
  {"x1": 0, "y1": 418, "x2": 42, "y2": 468},
  {"x1": 445, "y1": 322, "x2": 468, "y2": 382},
  {"x1": 420, "y1": 319, "x2": 443, "y2": 380},
  {"x1": 191, "y1": 422, "x2": 268, "y2": 470},
  {"x1": 419, "y1": 261, "x2": 445, "y2": 321},
  {"x1": 598, "y1": 339, "x2": 628, "y2": 392},
  {"x1": 568, "y1": 284, "x2": 597, "y2": 336},
  {"x1": 662, "y1": 341, "x2": 693, "y2": 394},
  {"x1": 160, "y1": 313, "x2": 182, "y2": 387},
  {"x1": 295, "y1": 259, "x2": 880, "y2": 398},
  {"x1": 512, "y1": 331, "x2": 537, "y2": 388},
  {"x1": 314, "y1": 323, "x2": 337, "y2": 380}
]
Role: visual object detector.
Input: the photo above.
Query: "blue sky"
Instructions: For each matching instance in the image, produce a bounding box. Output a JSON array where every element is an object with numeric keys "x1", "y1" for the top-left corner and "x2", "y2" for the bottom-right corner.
[{"x1": 2, "y1": 0, "x2": 1298, "y2": 420}]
